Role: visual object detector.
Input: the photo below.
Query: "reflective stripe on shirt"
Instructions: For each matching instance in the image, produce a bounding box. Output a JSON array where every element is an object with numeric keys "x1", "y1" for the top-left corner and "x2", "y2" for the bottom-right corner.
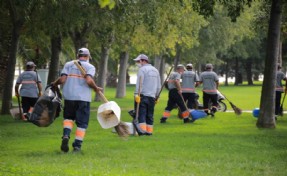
[
  {"x1": 16, "y1": 70, "x2": 41, "y2": 98},
  {"x1": 199, "y1": 71, "x2": 219, "y2": 95},
  {"x1": 61, "y1": 60, "x2": 96, "y2": 102}
]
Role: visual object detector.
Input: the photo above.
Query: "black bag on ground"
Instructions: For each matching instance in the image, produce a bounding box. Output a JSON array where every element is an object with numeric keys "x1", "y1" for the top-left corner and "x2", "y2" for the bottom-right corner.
[{"x1": 28, "y1": 85, "x2": 62, "y2": 127}]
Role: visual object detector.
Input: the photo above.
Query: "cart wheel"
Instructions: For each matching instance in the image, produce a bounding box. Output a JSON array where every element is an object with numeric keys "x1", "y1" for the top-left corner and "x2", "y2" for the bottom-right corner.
[{"x1": 217, "y1": 101, "x2": 227, "y2": 112}]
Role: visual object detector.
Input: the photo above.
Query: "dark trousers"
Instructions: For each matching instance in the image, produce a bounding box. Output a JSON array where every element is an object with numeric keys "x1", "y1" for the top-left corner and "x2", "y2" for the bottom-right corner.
[
  {"x1": 63, "y1": 100, "x2": 90, "y2": 129},
  {"x1": 63, "y1": 100, "x2": 90, "y2": 148},
  {"x1": 275, "y1": 91, "x2": 282, "y2": 115},
  {"x1": 203, "y1": 92, "x2": 218, "y2": 113},
  {"x1": 182, "y1": 93, "x2": 196, "y2": 109},
  {"x1": 134, "y1": 95, "x2": 155, "y2": 125},
  {"x1": 21, "y1": 96, "x2": 38, "y2": 113},
  {"x1": 165, "y1": 89, "x2": 187, "y2": 113}
]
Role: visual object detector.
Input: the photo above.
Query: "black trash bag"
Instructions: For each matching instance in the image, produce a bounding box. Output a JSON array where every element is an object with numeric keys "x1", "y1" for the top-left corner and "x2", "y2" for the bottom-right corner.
[{"x1": 27, "y1": 85, "x2": 62, "y2": 127}]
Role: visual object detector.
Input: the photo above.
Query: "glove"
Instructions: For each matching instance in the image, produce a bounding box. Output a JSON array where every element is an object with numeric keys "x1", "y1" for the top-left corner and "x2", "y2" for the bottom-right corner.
[
  {"x1": 135, "y1": 95, "x2": 141, "y2": 103},
  {"x1": 38, "y1": 92, "x2": 42, "y2": 97},
  {"x1": 15, "y1": 92, "x2": 19, "y2": 97}
]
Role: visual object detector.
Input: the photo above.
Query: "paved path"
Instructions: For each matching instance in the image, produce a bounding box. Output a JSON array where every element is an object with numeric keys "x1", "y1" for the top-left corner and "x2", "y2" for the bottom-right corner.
[{"x1": 225, "y1": 110, "x2": 287, "y2": 113}]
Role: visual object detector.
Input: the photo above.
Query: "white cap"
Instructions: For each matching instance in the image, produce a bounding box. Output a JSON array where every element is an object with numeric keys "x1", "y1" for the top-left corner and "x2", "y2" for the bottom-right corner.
[
  {"x1": 78, "y1": 47, "x2": 93, "y2": 61},
  {"x1": 133, "y1": 54, "x2": 149, "y2": 62},
  {"x1": 205, "y1": 63, "x2": 213, "y2": 69},
  {"x1": 186, "y1": 63, "x2": 193, "y2": 68},
  {"x1": 26, "y1": 61, "x2": 36, "y2": 67},
  {"x1": 78, "y1": 48, "x2": 90, "y2": 56},
  {"x1": 176, "y1": 64, "x2": 185, "y2": 69}
]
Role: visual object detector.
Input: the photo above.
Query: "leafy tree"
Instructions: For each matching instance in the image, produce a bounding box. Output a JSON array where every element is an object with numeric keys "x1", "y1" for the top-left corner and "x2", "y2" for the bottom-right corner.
[
  {"x1": 1, "y1": 0, "x2": 41, "y2": 115},
  {"x1": 0, "y1": 1, "x2": 12, "y2": 99},
  {"x1": 257, "y1": 0, "x2": 283, "y2": 128}
]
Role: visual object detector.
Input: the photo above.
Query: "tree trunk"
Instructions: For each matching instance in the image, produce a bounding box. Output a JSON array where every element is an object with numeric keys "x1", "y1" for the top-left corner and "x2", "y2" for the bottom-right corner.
[
  {"x1": 95, "y1": 44, "x2": 109, "y2": 101},
  {"x1": 47, "y1": 35, "x2": 62, "y2": 84},
  {"x1": 69, "y1": 23, "x2": 90, "y2": 56},
  {"x1": 278, "y1": 41, "x2": 282, "y2": 65},
  {"x1": 234, "y1": 58, "x2": 239, "y2": 85},
  {"x1": 245, "y1": 58, "x2": 253, "y2": 85},
  {"x1": 126, "y1": 69, "x2": 130, "y2": 84},
  {"x1": 257, "y1": 0, "x2": 282, "y2": 128},
  {"x1": 116, "y1": 51, "x2": 129, "y2": 98},
  {"x1": 0, "y1": 27, "x2": 11, "y2": 99},
  {"x1": 1, "y1": 19, "x2": 23, "y2": 114},
  {"x1": 234, "y1": 57, "x2": 243, "y2": 85},
  {"x1": 106, "y1": 72, "x2": 117, "y2": 87},
  {"x1": 154, "y1": 55, "x2": 161, "y2": 70},
  {"x1": 224, "y1": 61, "x2": 229, "y2": 86}
]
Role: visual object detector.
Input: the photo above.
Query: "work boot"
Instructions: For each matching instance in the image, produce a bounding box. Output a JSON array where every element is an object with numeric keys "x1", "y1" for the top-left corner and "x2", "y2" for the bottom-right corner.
[
  {"x1": 160, "y1": 117, "x2": 167, "y2": 123},
  {"x1": 210, "y1": 110, "x2": 215, "y2": 117},
  {"x1": 61, "y1": 137, "x2": 69, "y2": 153},
  {"x1": 183, "y1": 118, "x2": 190, "y2": 123},
  {"x1": 73, "y1": 147, "x2": 81, "y2": 153},
  {"x1": 72, "y1": 141, "x2": 82, "y2": 153}
]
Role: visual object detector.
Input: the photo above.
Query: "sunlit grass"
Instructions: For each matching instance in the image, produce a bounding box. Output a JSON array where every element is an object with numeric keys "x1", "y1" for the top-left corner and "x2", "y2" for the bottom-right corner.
[{"x1": 2, "y1": 83, "x2": 287, "y2": 176}]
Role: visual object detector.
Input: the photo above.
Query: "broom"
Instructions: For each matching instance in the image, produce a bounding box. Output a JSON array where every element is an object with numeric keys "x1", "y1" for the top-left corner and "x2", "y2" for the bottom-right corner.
[
  {"x1": 17, "y1": 96, "x2": 23, "y2": 120},
  {"x1": 279, "y1": 82, "x2": 287, "y2": 116},
  {"x1": 155, "y1": 66, "x2": 174, "y2": 100},
  {"x1": 279, "y1": 92, "x2": 286, "y2": 116},
  {"x1": 179, "y1": 93, "x2": 193, "y2": 121},
  {"x1": 133, "y1": 76, "x2": 142, "y2": 136},
  {"x1": 219, "y1": 91, "x2": 242, "y2": 115},
  {"x1": 74, "y1": 60, "x2": 129, "y2": 138},
  {"x1": 98, "y1": 91, "x2": 129, "y2": 138}
]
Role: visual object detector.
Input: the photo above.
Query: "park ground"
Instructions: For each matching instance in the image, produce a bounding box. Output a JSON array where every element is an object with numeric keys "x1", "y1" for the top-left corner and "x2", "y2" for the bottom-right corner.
[{"x1": 1, "y1": 84, "x2": 287, "y2": 176}]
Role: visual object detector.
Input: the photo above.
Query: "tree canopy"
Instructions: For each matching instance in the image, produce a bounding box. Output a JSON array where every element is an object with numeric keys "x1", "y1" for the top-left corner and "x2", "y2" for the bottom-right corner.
[{"x1": 0, "y1": 0, "x2": 286, "y2": 130}]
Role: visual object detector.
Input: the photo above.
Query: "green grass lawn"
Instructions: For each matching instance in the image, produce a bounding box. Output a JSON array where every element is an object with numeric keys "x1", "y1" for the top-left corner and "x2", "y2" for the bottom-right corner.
[{"x1": 1, "y1": 85, "x2": 287, "y2": 176}]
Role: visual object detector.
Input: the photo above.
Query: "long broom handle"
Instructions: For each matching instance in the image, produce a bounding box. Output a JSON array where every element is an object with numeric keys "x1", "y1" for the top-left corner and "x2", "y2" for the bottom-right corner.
[
  {"x1": 135, "y1": 76, "x2": 142, "y2": 120},
  {"x1": 156, "y1": 66, "x2": 173, "y2": 100},
  {"x1": 217, "y1": 90, "x2": 232, "y2": 103},
  {"x1": 98, "y1": 91, "x2": 109, "y2": 103},
  {"x1": 35, "y1": 69, "x2": 41, "y2": 97},
  {"x1": 179, "y1": 93, "x2": 189, "y2": 111},
  {"x1": 74, "y1": 60, "x2": 87, "y2": 76},
  {"x1": 280, "y1": 81, "x2": 287, "y2": 107},
  {"x1": 17, "y1": 96, "x2": 22, "y2": 117},
  {"x1": 281, "y1": 93, "x2": 286, "y2": 107},
  {"x1": 73, "y1": 60, "x2": 108, "y2": 103},
  {"x1": 75, "y1": 60, "x2": 128, "y2": 137}
]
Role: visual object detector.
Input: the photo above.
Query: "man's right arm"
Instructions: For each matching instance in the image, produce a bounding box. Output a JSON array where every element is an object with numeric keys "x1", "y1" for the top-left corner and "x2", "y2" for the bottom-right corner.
[
  {"x1": 175, "y1": 79, "x2": 182, "y2": 94},
  {"x1": 85, "y1": 75, "x2": 102, "y2": 93},
  {"x1": 15, "y1": 84, "x2": 20, "y2": 97},
  {"x1": 52, "y1": 75, "x2": 67, "y2": 86}
]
